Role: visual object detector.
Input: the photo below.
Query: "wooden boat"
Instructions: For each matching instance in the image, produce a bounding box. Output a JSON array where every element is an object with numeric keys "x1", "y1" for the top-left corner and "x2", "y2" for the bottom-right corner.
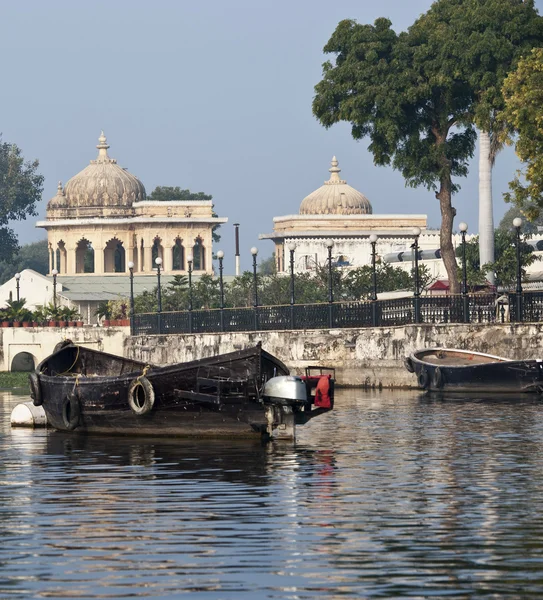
[
  {"x1": 404, "y1": 348, "x2": 543, "y2": 394},
  {"x1": 29, "y1": 342, "x2": 334, "y2": 439}
]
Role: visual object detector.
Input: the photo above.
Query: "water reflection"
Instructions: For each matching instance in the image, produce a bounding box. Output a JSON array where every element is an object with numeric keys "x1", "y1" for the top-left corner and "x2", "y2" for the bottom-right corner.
[{"x1": 2, "y1": 389, "x2": 543, "y2": 598}]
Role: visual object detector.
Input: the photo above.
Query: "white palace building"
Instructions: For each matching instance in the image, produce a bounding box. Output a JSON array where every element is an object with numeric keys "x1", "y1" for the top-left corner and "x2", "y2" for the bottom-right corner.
[{"x1": 259, "y1": 156, "x2": 471, "y2": 281}]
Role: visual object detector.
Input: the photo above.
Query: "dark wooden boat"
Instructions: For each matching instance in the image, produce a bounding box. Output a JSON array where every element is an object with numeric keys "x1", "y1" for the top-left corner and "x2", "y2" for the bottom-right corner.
[
  {"x1": 30, "y1": 342, "x2": 334, "y2": 439},
  {"x1": 405, "y1": 348, "x2": 543, "y2": 394}
]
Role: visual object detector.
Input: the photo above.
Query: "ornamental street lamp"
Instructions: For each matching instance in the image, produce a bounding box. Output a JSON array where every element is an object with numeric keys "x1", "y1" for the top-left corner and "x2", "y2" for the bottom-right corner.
[
  {"x1": 287, "y1": 241, "x2": 296, "y2": 329},
  {"x1": 187, "y1": 254, "x2": 193, "y2": 333},
  {"x1": 128, "y1": 261, "x2": 135, "y2": 334},
  {"x1": 326, "y1": 239, "x2": 334, "y2": 328},
  {"x1": 514, "y1": 217, "x2": 523, "y2": 322},
  {"x1": 459, "y1": 222, "x2": 469, "y2": 323},
  {"x1": 14, "y1": 272, "x2": 20, "y2": 302},
  {"x1": 217, "y1": 250, "x2": 225, "y2": 331},
  {"x1": 251, "y1": 247, "x2": 259, "y2": 330},
  {"x1": 155, "y1": 256, "x2": 163, "y2": 333},
  {"x1": 369, "y1": 234, "x2": 378, "y2": 326},
  {"x1": 52, "y1": 269, "x2": 58, "y2": 310},
  {"x1": 412, "y1": 227, "x2": 421, "y2": 323}
]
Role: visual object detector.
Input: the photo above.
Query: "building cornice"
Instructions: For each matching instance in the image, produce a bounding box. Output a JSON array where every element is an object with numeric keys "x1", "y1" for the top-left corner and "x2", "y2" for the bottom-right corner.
[{"x1": 36, "y1": 216, "x2": 228, "y2": 229}]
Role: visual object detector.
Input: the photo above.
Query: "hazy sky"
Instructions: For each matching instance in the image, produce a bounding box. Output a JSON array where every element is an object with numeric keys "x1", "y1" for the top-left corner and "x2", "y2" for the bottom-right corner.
[{"x1": 1, "y1": 0, "x2": 541, "y2": 273}]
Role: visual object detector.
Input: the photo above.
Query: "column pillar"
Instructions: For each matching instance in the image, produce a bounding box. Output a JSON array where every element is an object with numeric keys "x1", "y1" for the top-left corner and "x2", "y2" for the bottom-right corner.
[
  {"x1": 48, "y1": 245, "x2": 53, "y2": 274},
  {"x1": 144, "y1": 245, "x2": 153, "y2": 273},
  {"x1": 66, "y1": 246, "x2": 76, "y2": 275},
  {"x1": 164, "y1": 244, "x2": 173, "y2": 273},
  {"x1": 52, "y1": 243, "x2": 58, "y2": 272},
  {"x1": 95, "y1": 243, "x2": 105, "y2": 274}
]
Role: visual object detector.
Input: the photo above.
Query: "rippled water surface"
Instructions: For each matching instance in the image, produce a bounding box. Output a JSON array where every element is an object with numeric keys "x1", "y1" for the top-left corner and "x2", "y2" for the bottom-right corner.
[{"x1": 2, "y1": 388, "x2": 543, "y2": 599}]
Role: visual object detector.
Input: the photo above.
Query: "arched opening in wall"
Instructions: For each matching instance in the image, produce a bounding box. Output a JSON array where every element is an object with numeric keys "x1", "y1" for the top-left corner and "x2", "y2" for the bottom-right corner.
[
  {"x1": 56, "y1": 241, "x2": 67, "y2": 274},
  {"x1": 192, "y1": 237, "x2": 205, "y2": 271},
  {"x1": 172, "y1": 238, "x2": 184, "y2": 270},
  {"x1": 152, "y1": 237, "x2": 163, "y2": 268},
  {"x1": 11, "y1": 352, "x2": 35, "y2": 372},
  {"x1": 140, "y1": 239, "x2": 145, "y2": 271},
  {"x1": 104, "y1": 238, "x2": 125, "y2": 273},
  {"x1": 49, "y1": 244, "x2": 54, "y2": 273},
  {"x1": 76, "y1": 239, "x2": 95, "y2": 273}
]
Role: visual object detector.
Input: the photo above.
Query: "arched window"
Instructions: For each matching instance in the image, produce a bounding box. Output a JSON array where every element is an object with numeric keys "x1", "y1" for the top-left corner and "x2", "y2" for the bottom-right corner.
[
  {"x1": 172, "y1": 238, "x2": 184, "y2": 270},
  {"x1": 140, "y1": 238, "x2": 145, "y2": 271},
  {"x1": 152, "y1": 237, "x2": 163, "y2": 268},
  {"x1": 192, "y1": 237, "x2": 205, "y2": 271},
  {"x1": 76, "y1": 239, "x2": 95, "y2": 273},
  {"x1": 104, "y1": 238, "x2": 125, "y2": 273},
  {"x1": 56, "y1": 241, "x2": 67, "y2": 274}
]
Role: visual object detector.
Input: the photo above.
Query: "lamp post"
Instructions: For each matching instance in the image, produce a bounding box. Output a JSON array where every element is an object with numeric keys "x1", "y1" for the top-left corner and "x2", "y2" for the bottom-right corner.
[
  {"x1": 217, "y1": 250, "x2": 225, "y2": 331},
  {"x1": 369, "y1": 234, "x2": 378, "y2": 326},
  {"x1": 251, "y1": 247, "x2": 259, "y2": 331},
  {"x1": 326, "y1": 239, "x2": 334, "y2": 328},
  {"x1": 514, "y1": 217, "x2": 523, "y2": 322},
  {"x1": 52, "y1": 269, "x2": 58, "y2": 310},
  {"x1": 412, "y1": 227, "x2": 421, "y2": 323},
  {"x1": 234, "y1": 223, "x2": 240, "y2": 276},
  {"x1": 155, "y1": 256, "x2": 162, "y2": 333},
  {"x1": 459, "y1": 222, "x2": 469, "y2": 323},
  {"x1": 128, "y1": 261, "x2": 135, "y2": 334},
  {"x1": 14, "y1": 273, "x2": 20, "y2": 302},
  {"x1": 287, "y1": 241, "x2": 296, "y2": 329},
  {"x1": 187, "y1": 254, "x2": 193, "y2": 333}
]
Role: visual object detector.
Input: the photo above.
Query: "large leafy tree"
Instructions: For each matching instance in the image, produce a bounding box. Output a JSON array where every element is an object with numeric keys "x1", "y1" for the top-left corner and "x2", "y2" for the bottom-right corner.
[
  {"x1": 419, "y1": 0, "x2": 543, "y2": 283},
  {"x1": 148, "y1": 186, "x2": 222, "y2": 242},
  {"x1": 313, "y1": 16, "x2": 476, "y2": 292},
  {"x1": 500, "y1": 48, "x2": 543, "y2": 216},
  {"x1": 0, "y1": 138, "x2": 44, "y2": 258}
]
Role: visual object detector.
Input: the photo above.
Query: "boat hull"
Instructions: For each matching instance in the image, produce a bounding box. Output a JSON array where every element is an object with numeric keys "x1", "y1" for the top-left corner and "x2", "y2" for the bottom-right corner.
[
  {"x1": 35, "y1": 344, "x2": 328, "y2": 438},
  {"x1": 406, "y1": 348, "x2": 543, "y2": 394}
]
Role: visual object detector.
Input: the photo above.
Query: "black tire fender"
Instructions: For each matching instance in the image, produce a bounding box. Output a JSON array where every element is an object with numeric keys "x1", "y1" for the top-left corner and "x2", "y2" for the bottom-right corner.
[
  {"x1": 417, "y1": 368, "x2": 430, "y2": 390},
  {"x1": 128, "y1": 376, "x2": 155, "y2": 415},
  {"x1": 433, "y1": 366, "x2": 444, "y2": 389},
  {"x1": 404, "y1": 356, "x2": 415, "y2": 373},
  {"x1": 29, "y1": 372, "x2": 42, "y2": 407},
  {"x1": 62, "y1": 392, "x2": 81, "y2": 430}
]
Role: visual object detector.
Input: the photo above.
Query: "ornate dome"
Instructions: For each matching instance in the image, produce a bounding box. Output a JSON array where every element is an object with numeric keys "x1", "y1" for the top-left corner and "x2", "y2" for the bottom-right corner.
[
  {"x1": 59, "y1": 132, "x2": 146, "y2": 216},
  {"x1": 299, "y1": 157, "x2": 372, "y2": 215},
  {"x1": 46, "y1": 181, "x2": 68, "y2": 210}
]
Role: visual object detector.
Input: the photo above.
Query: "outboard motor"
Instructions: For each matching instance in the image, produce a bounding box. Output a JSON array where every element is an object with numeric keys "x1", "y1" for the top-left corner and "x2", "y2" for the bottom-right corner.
[{"x1": 262, "y1": 375, "x2": 308, "y2": 406}]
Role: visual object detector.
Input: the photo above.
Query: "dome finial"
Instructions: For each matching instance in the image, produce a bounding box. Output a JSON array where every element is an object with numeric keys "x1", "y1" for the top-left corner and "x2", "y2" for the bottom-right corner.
[
  {"x1": 96, "y1": 131, "x2": 110, "y2": 161},
  {"x1": 327, "y1": 156, "x2": 344, "y2": 185},
  {"x1": 57, "y1": 181, "x2": 64, "y2": 195}
]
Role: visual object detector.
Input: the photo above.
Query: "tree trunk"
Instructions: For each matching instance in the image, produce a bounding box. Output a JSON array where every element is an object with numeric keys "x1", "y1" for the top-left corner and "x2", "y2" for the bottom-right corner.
[
  {"x1": 478, "y1": 129, "x2": 495, "y2": 284},
  {"x1": 437, "y1": 173, "x2": 460, "y2": 293}
]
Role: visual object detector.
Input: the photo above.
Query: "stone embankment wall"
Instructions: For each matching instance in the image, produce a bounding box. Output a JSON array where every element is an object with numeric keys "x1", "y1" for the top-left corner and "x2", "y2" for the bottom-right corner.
[
  {"x1": 3, "y1": 323, "x2": 542, "y2": 388},
  {"x1": 125, "y1": 323, "x2": 542, "y2": 388}
]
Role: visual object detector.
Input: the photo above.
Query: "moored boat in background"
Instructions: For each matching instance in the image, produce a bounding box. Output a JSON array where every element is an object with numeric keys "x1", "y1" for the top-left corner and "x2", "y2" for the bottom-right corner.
[
  {"x1": 404, "y1": 348, "x2": 543, "y2": 394},
  {"x1": 30, "y1": 342, "x2": 334, "y2": 439}
]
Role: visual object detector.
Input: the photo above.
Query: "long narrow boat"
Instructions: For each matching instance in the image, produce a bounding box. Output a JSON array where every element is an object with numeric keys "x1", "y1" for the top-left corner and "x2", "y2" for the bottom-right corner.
[
  {"x1": 404, "y1": 348, "x2": 543, "y2": 394},
  {"x1": 29, "y1": 342, "x2": 334, "y2": 439}
]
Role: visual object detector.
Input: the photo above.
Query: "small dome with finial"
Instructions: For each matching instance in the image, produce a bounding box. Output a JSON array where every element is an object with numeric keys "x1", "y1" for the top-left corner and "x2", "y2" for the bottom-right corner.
[
  {"x1": 299, "y1": 157, "x2": 372, "y2": 215},
  {"x1": 47, "y1": 181, "x2": 67, "y2": 210},
  {"x1": 57, "y1": 132, "x2": 146, "y2": 217}
]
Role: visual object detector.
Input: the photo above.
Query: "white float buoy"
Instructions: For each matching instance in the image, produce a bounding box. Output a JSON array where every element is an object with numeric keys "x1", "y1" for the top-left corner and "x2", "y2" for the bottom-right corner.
[{"x1": 10, "y1": 401, "x2": 47, "y2": 427}]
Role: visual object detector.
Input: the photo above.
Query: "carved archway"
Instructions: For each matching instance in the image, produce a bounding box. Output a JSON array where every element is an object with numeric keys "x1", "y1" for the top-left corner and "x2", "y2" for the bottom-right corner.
[
  {"x1": 192, "y1": 237, "x2": 205, "y2": 271},
  {"x1": 76, "y1": 238, "x2": 95, "y2": 273},
  {"x1": 56, "y1": 241, "x2": 67, "y2": 274},
  {"x1": 172, "y1": 238, "x2": 185, "y2": 271},
  {"x1": 152, "y1": 237, "x2": 163, "y2": 268},
  {"x1": 104, "y1": 238, "x2": 125, "y2": 273}
]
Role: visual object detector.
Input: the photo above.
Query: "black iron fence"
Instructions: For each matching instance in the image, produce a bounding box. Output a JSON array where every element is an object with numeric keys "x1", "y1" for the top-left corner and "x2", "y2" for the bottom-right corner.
[{"x1": 132, "y1": 291, "x2": 541, "y2": 336}]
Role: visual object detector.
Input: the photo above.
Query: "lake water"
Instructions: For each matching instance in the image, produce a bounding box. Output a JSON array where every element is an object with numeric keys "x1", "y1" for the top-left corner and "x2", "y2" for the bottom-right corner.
[{"x1": 2, "y1": 388, "x2": 543, "y2": 599}]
